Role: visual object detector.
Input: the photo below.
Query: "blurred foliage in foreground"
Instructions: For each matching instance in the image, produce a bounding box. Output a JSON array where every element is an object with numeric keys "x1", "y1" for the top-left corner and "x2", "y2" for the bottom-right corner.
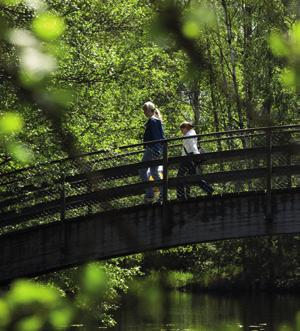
[{"x1": 0, "y1": 257, "x2": 142, "y2": 330}]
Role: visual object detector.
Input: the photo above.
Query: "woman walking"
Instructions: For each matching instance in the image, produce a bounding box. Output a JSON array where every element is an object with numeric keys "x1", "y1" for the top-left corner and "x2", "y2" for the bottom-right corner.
[{"x1": 139, "y1": 101, "x2": 165, "y2": 203}]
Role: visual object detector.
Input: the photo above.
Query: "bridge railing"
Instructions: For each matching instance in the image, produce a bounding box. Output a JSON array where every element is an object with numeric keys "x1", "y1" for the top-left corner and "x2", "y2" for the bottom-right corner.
[{"x1": 0, "y1": 125, "x2": 299, "y2": 234}]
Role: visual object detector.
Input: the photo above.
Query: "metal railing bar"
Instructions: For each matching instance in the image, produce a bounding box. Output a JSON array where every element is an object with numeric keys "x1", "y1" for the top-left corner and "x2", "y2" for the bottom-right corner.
[
  {"x1": 119, "y1": 124, "x2": 300, "y2": 149},
  {"x1": 2, "y1": 164, "x2": 299, "y2": 228}
]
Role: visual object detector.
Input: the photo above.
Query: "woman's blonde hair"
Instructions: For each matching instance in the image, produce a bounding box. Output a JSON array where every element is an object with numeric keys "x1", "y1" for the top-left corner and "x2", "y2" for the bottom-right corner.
[
  {"x1": 143, "y1": 101, "x2": 155, "y2": 112},
  {"x1": 154, "y1": 108, "x2": 163, "y2": 121},
  {"x1": 143, "y1": 101, "x2": 163, "y2": 121}
]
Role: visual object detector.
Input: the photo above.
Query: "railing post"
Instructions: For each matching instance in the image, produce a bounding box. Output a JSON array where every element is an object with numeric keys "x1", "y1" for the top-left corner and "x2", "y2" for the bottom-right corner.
[
  {"x1": 162, "y1": 140, "x2": 169, "y2": 205},
  {"x1": 265, "y1": 128, "x2": 272, "y2": 221},
  {"x1": 60, "y1": 175, "x2": 66, "y2": 222},
  {"x1": 162, "y1": 140, "x2": 169, "y2": 229}
]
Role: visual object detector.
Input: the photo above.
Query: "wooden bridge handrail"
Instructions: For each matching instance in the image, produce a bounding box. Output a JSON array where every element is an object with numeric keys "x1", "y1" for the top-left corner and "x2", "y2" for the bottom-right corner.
[
  {"x1": 1, "y1": 124, "x2": 299, "y2": 179},
  {"x1": 1, "y1": 144, "x2": 299, "y2": 204}
]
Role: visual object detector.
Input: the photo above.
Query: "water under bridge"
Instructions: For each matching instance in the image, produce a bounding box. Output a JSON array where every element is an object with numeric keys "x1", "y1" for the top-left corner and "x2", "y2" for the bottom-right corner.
[{"x1": 0, "y1": 125, "x2": 299, "y2": 283}]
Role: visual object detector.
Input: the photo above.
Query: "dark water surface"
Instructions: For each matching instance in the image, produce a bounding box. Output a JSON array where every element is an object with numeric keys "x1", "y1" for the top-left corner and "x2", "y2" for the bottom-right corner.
[{"x1": 112, "y1": 291, "x2": 300, "y2": 331}]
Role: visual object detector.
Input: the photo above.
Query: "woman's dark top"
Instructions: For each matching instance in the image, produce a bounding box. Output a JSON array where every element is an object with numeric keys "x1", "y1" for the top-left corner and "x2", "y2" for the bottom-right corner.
[{"x1": 143, "y1": 116, "x2": 165, "y2": 152}]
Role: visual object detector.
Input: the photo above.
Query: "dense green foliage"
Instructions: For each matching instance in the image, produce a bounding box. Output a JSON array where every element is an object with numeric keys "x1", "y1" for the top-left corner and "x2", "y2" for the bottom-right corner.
[
  {"x1": 0, "y1": 0, "x2": 298, "y2": 169},
  {"x1": 143, "y1": 235, "x2": 300, "y2": 291}
]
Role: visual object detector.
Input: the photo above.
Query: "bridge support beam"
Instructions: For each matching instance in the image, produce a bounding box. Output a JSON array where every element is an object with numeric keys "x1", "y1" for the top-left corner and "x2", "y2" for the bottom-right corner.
[{"x1": 0, "y1": 189, "x2": 300, "y2": 284}]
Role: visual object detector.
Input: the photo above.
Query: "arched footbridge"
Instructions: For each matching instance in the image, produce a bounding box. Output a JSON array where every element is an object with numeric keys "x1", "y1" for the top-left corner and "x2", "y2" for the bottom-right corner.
[{"x1": 0, "y1": 125, "x2": 299, "y2": 283}]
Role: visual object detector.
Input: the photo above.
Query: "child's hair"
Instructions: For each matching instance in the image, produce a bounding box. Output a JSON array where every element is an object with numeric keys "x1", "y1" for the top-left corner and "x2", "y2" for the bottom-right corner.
[{"x1": 180, "y1": 121, "x2": 194, "y2": 130}]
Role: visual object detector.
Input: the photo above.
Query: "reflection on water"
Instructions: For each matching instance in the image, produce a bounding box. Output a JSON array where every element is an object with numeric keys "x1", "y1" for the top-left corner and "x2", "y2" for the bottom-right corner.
[{"x1": 112, "y1": 291, "x2": 300, "y2": 331}]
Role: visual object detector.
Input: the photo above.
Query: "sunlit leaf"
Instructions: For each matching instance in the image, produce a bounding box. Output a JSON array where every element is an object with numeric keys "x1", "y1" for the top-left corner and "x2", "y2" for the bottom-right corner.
[
  {"x1": 0, "y1": 112, "x2": 23, "y2": 134},
  {"x1": 291, "y1": 22, "x2": 300, "y2": 55},
  {"x1": 280, "y1": 68, "x2": 296, "y2": 89},
  {"x1": 269, "y1": 32, "x2": 288, "y2": 57},
  {"x1": 32, "y1": 13, "x2": 65, "y2": 41},
  {"x1": 291, "y1": 22, "x2": 300, "y2": 44},
  {"x1": 182, "y1": 21, "x2": 201, "y2": 39},
  {"x1": 49, "y1": 307, "x2": 73, "y2": 329},
  {"x1": 9, "y1": 281, "x2": 59, "y2": 306},
  {"x1": 182, "y1": 4, "x2": 216, "y2": 39},
  {"x1": 16, "y1": 315, "x2": 43, "y2": 331},
  {"x1": 0, "y1": 300, "x2": 10, "y2": 327},
  {"x1": 83, "y1": 264, "x2": 108, "y2": 296}
]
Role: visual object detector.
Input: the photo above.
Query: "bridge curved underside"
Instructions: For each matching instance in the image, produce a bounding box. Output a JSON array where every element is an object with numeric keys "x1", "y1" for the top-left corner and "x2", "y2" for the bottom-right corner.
[
  {"x1": 0, "y1": 125, "x2": 299, "y2": 282},
  {"x1": 0, "y1": 188, "x2": 299, "y2": 283}
]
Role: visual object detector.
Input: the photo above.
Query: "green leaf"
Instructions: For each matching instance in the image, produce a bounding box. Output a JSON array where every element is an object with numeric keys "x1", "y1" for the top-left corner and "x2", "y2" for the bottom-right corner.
[
  {"x1": 83, "y1": 264, "x2": 108, "y2": 296},
  {"x1": 291, "y1": 22, "x2": 300, "y2": 54},
  {"x1": 8, "y1": 143, "x2": 33, "y2": 163},
  {"x1": 182, "y1": 21, "x2": 201, "y2": 39},
  {"x1": 32, "y1": 13, "x2": 65, "y2": 41},
  {"x1": 9, "y1": 281, "x2": 59, "y2": 306},
  {"x1": 16, "y1": 316, "x2": 43, "y2": 331},
  {"x1": 182, "y1": 4, "x2": 216, "y2": 39},
  {"x1": 269, "y1": 32, "x2": 288, "y2": 57},
  {"x1": 280, "y1": 68, "x2": 296, "y2": 89},
  {"x1": 0, "y1": 112, "x2": 23, "y2": 134},
  {"x1": 49, "y1": 307, "x2": 73, "y2": 329},
  {"x1": 0, "y1": 300, "x2": 10, "y2": 327}
]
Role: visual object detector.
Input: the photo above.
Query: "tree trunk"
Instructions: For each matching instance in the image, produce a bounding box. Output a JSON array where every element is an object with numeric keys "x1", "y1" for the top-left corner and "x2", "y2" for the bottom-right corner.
[
  {"x1": 221, "y1": 0, "x2": 244, "y2": 130},
  {"x1": 188, "y1": 79, "x2": 201, "y2": 132}
]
